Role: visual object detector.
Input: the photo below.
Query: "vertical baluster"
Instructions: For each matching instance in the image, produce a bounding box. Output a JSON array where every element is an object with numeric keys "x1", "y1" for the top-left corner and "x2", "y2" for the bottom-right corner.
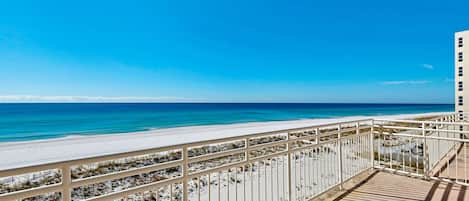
[
  {"x1": 333, "y1": 141, "x2": 337, "y2": 184},
  {"x1": 436, "y1": 120, "x2": 438, "y2": 174},
  {"x1": 358, "y1": 122, "x2": 363, "y2": 171},
  {"x1": 264, "y1": 160, "x2": 267, "y2": 201},
  {"x1": 310, "y1": 150, "x2": 313, "y2": 198},
  {"x1": 339, "y1": 140, "x2": 343, "y2": 183},
  {"x1": 250, "y1": 164, "x2": 254, "y2": 201},
  {"x1": 338, "y1": 124, "x2": 343, "y2": 190},
  {"x1": 357, "y1": 135, "x2": 360, "y2": 171},
  {"x1": 322, "y1": 146, "x2": 325, "y2": 192},
  {"x1": 351, "y1": 138, "x2": 355, "y2": 176},
  {"x1": 208, "y1": 174, "x2": 211, "y2": 201},
  {"x1": 218, "y1": 171, "x2": 221, "y2": 201},
  {"x1": 402, "y1": 135, "x2": 405, "y2": 172},
  {"x1": 320, "y1": 146, "x2": 323, "y2": 193},
  {"x1": 355, "y1": 135, "x2": 359, "y2": 173},
  {"x1": 370, "y1": 120, "x2": 375, "y2": 169},
  {"x1": 463, "y1": 142, "x2": 468, "y2": 184},
  {"x1": 156, "y1": 187, "x2": 160, "y2": 201},
  {"x1": 313, "y1": 148, "x2": 317, "y2": 195},
  {"x1": 297, "y1": 153, "x2": 301, "y2": 201},
  {"x1": 276, "y1": 159, "x2": 280, "y2": 201},
  {"x1": 416, "y1": 137, "x2": 419, "y2": 175},
  {"x1": 340, "y1": 133, "x2": 344, "y2": 177},
  {"x1": 423, "y1": 122, "x2": 429, "y2": 179},
  {"x1": 244, "y1": 138, "x2": 249, "y2": 201},
  {"x1": 325, "y1": 142, "x2": 329, "y2": 188},
  {"x1": 361, "y1": 135, "x2": 364, "y2": 170},
  {"x1": 456, "y1": 140, "x2": 459, "y2": 183},
  {"x1": 287, "y1": 133, "x2": 292, "y2": 201},
  {"x1": 258, "y1": 162, "x2": 261, "y2": 201},
  {"x1": 170, "y1": 184, "x2": 173, "y2": 201},
  {"x1": 389, "y1": 132, "x2": 393, "y2": 170},
  {"x1": 198, "y1": 177, "x2": 201, "y2": 201},
  {"x1": 360, "y1": 124, "x2": 363, "y2": 170},
  {"x1": 282, "y1": 156, "x2": 285, "y2": 201},
  {"x1": 378, "y1": 123, "x2": 382, "y2": 168},
  {"x1": 293, "y1": 152, "x2": 297, "y2": 200},
  {"x1": 269, "y1": 159, "x2": 273, "y2": 201},
  {"x1": 306, "y1": 152, "x2": 310, "y2": 199},
  {"x1": 243, "y1": 166, "x2": 246, "y2": 201},
  {"x1": 227, "y1": 170, "x2": 230, "y2": 201},
  {"x1": 318, "y1": 147, "x2": 322, "y2": 193},
  {"x1": 330, "y1": 144, "x2": 333, "y2": 187},
  {"x1": 355, "y1": 122, "x2": 359, "y2": 171},
  {"x1": 362, "y1": 134, "x2": 365, "y2": 170},
  {"x1": 182, "y1": 146, "x2": 188, "y2": 201},
  {"x1": 235, "y1": 168, "x2": 238, "y2": 201},
  {"x1": 301, "y1": 150, "x2": 307, "y2": 200}
]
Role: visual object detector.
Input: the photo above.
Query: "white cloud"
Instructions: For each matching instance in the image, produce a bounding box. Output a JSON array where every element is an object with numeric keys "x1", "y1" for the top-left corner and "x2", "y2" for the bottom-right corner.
[
  {"x1": 445, "y1": 78, "x2": 454, "y2": 83},
  {"x1": 422, "y1": 64, "x2": 434, "y2": 69},
  {"x1": 0, "y1": 95, "x2": 206, "y2": 103},
  {"x1": 381, "y1": 80, "x2": 430, "y2": 85}
]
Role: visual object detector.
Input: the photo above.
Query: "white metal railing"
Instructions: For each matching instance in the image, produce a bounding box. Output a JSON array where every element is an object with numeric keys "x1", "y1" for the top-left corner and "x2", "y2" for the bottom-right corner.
[
  {"x1": 0, "y1": 119, "x2": 374, "y2": 201},
  {"x1": 373, "y1": 113, "x2": 469, "y2": 186},
  {"x1": 0, "y1": 113, "x2": 463, "y2": 201}
]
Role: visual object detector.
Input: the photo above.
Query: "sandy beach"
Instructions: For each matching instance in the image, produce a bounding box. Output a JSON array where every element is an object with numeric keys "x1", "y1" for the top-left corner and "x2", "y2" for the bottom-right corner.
[{"x1": 0, "y1": 112, "x2": 449, "y2": 171}]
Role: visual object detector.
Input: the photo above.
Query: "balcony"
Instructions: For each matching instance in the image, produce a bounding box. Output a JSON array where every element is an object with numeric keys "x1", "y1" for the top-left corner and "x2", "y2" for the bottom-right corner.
[{"x1": 0, "y1": 113, "x2": 468, "y2": 201}]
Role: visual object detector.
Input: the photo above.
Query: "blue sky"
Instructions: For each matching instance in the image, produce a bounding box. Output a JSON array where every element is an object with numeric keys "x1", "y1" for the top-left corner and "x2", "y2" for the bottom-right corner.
[{"x1": 0, "y1": 0, "x2": 467, "y2": 103}]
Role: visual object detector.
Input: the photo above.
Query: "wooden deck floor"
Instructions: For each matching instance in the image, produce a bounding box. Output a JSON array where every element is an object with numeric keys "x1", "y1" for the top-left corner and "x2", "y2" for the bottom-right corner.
[
  {"x1": 437, "y1": 143, "x2": 469, "y2": 182},
  {"x1": 318, "y1": 143, "x2": 469, "y2": 201},
  {"x1": 329, "y1": 171, "x2": 469, "y2": 201}
]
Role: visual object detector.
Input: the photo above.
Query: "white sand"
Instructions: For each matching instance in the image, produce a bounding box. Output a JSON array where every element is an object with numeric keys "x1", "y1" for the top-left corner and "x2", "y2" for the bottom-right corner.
[{"x1": 0, "y1": 112, "x2": 450, "y2": 171}]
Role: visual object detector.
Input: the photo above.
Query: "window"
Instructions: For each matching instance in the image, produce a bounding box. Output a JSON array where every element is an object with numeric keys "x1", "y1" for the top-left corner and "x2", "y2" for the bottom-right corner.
[
  {"x1": 459, "y1": 96, "x2": 464, "y2": 106},
  {"x1": 459, "y1": 81, "x2": 464, "y2": 91},
  {"x1": 459, "y1": 52, "x2": 464, "y2": 62},
  {"x1": 459, "y1": 37, "x2": 464, "y2": 47},
  {"x1": 459, "y1": 66, "x2": 464, "y2": 76}
]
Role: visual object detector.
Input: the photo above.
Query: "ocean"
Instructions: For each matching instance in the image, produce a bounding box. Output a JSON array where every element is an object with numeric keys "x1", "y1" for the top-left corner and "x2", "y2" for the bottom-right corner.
[{"x1": 0, "y1": 103, "x2": 453, "y2": 142}]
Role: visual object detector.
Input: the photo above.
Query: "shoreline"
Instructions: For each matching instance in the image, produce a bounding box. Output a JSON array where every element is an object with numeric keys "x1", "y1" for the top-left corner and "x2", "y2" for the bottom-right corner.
[
  {"x1": 0, "y1": 112, "x2": 451, "y2": 171},
  {"x1": 0, "y1": 111, "x2": 452, "y2": 145},
  {"x1": 0, "y1": 103, "x2": 453, "y2": 143}
]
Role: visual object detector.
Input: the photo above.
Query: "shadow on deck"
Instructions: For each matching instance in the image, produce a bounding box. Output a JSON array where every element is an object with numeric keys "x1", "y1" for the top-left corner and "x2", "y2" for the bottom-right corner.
[
  {"x1": 436, "y1": 143, "x2": 469, "y2": 182},
  {"x1": 321, "y1": 171, "x2": 469, "y2": 201}
]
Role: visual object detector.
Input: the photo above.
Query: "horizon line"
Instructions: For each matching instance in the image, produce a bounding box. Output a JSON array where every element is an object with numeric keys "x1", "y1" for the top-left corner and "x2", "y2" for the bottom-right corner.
[{"x1": 0, "y1": 102, "x2": 454, "y2": 105}]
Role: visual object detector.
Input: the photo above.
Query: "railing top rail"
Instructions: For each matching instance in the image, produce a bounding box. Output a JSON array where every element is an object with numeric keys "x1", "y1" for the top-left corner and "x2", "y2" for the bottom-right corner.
[
  {"x1": 375, "y1": 118, "x2": 469, "y2": 126},
  {"x1": 379, "y1": 132, "x2": 469, "y2": 143}
]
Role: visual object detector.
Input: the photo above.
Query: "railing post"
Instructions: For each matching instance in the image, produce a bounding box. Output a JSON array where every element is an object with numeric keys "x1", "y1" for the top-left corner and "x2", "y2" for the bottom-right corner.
[
  {"x1": 62, "y1": 165, "x2": 71, "y2": 201},
  {"x1": 182, "y1": 146, "x2": 189, "y2": 201},
  {"x1": 287, "y1": 132, "x2": 293, "y2": 201},
  {"x1": 370, "y1": 120, "x2": 374, "y2": 168},
  {"x1": 356, "y1": 122, "x2": 360, "y2": 135},
  {"x1": 338, "y1": 124, "x2": 344, "y2": 190},
  {"x1": 378, "y1": 124, "x2": 383, "y2": 168},
  {"x1": 433, "y1": 119, "x2": 440, "y2": 173},
  {"x1": 422, "y1": 122, "x2": 429, "y2": 180},
  {"x1": 315, "y1": 128, "x2": 319, "y2": 144},
  {"x1": 245, "y1": 138, "x2": 250, "y2": 162}
]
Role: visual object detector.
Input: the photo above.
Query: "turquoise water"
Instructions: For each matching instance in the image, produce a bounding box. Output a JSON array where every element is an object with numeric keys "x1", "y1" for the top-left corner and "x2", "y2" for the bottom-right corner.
[{"x1": 0, "y1": 103, "x2": 453, "y2": 142}]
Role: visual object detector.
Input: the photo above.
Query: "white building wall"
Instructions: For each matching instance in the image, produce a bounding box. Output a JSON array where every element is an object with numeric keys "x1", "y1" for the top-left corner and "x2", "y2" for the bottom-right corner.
[{"x1": 455, "y1": 30, "x2": 469, "y2": 119}]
